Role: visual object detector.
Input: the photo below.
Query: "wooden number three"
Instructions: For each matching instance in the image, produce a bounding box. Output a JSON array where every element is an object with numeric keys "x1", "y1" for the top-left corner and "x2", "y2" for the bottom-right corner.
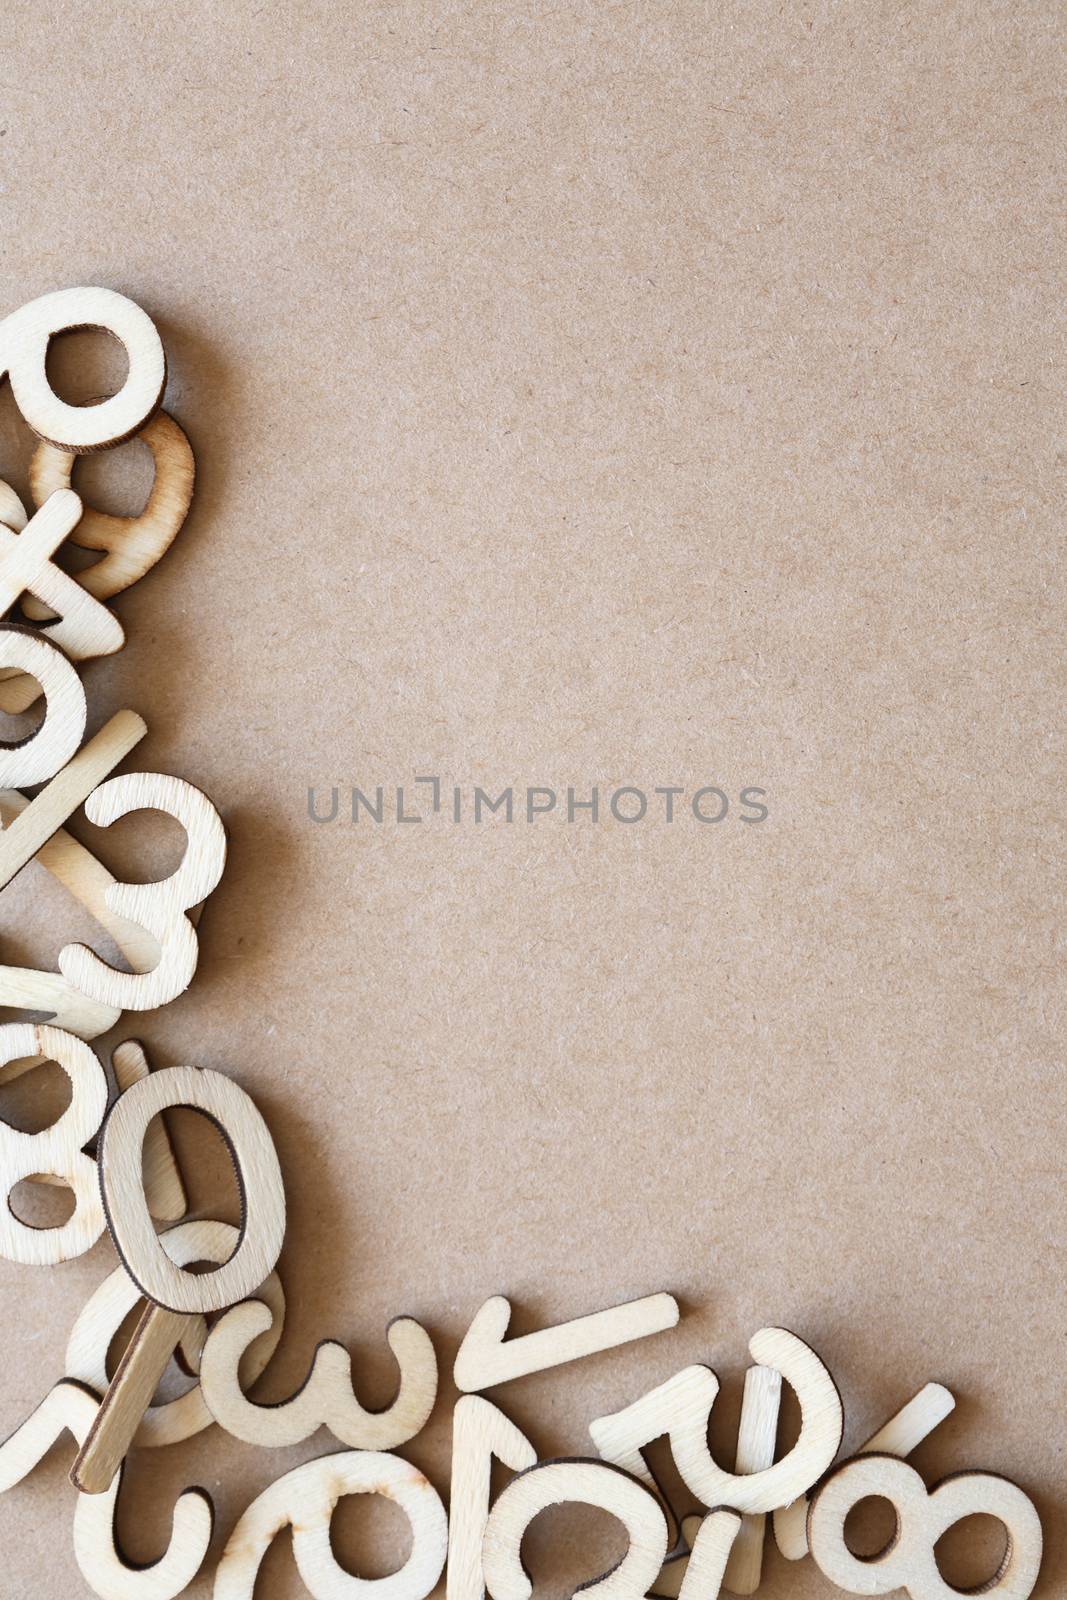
[
  {"x1": 807, "y1": 1453, "x2": 1043, "y2": 1599},
  {"x1": 200, "y1": 1299, "x2": 437, "y2": 1450},
  {"x1": 0, "y1": 1024, "x2": 108, "y2": 1264},
  {"x1": 0, "y1": 287, "x2": 165, "y2": 451},
  {"x1": 59, "y1": 773, "x2": 226, "y2": 1009},
  {"x1": 213, "y1": 1451, "x2": 448, "y2": 1600},
  {"x1": 483, "y1": 1459, "x2": 669, "y2": 1600}
]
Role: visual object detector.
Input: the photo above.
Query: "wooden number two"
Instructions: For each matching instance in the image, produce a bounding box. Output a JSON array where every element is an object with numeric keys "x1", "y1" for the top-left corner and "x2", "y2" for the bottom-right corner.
[
  {"x1": 213, "y1": 1451, "x2": 448, "y2": 1600},
  {"x1": 0, "y1": 1378, "x2": 212, "y2": 1600},
  {"x1": 200, "y1": 1299, "x2": 437, "y2": 1450},
  {"x1": 807, "y1": 1453, "x2": 1043, "y2": 1600},
  {"x1": 0, "y1": 1023, "x2": 108, "y2": 1264},
  {"x1": 483, "y1": 1459, "x2": 669, "y2": 1600},
  {"x1": 0, "y1": 287, "x2": 165, "y2": 451},
  {"x1": 59, "y1": 773, "x2": 226, "y2": 1010}
]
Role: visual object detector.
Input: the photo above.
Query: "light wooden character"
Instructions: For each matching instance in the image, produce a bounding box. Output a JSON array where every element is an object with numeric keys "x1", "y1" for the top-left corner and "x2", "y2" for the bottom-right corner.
[
  {"x1": 0, "y1": 1023, "x2": 108, "y2": 1264},
  {"x1": 200, "y1": 1298, "x2": 436, "y2": 1450},
  {"x1": 59, "y1": 772, "x2": 226, "y2": 1010},
  {"x1": 0, "y1": 488, "x2": 123, "y2": 658},
  {"x1": 773, "y1": 1381, "x2": 956, "y2": 1559},
  {"x1": 482, "y1": 1459, "x2": 669, "y2": 1600},
  {"x1": 110, "y1": 1040, "x2": 188, "y2": 1222},
  {"x1": 213, "y1": 1450, "x2": 448, "y2": 1600},
  {"x1": 671, "y1": 1512, "x2": 741, "y2": 1600},
  {"x1": 447, "y1": 1396, "x2": 536, "y2": 1600},
  {"x1": 66, "y1": 1216, "x2": 286, "y2": 1449},
  {"x1": 0, "y1": 624, "x2": 86, "y2": 787},
  {"x1": 0, "y1": 1378, "x2": 212, "y2": 1600},
  {"x1": 28, "y1": 411, "x2": 195, "y2": 603},
  {"x1": 454, "y1": 1292, "x2": 678, "y2": 1391},
  {"x1": 807, "y1": 1453, "x2": 1043, "y2": 1599},
  {"x1": 721, "y1": 1363, "x2": 781, "y2": 1593},
  {"x1": 0, "y1": 964, "x2": 119, "y2": 1039},
  {"x1": 0, "y1": 478, "x2": 26, "y2": 531},
  {"x1": 72, "y1": 1064, "x2": 286, "y2": 1493},
  {"x1": 0, "y1": 287, "x2": 165, "y2": 451}
]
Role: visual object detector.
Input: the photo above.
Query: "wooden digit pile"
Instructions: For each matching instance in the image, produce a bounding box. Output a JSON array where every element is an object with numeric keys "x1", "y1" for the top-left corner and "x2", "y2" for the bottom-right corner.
[{"x1": 0, "y1": 288, "x2": 1046, "y2": 1600}]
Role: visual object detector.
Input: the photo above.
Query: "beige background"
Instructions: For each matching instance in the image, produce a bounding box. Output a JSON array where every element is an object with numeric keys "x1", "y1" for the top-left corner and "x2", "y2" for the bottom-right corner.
[{"x1": 0, "y1": 2, "x2": 1063, "y2": 1596}]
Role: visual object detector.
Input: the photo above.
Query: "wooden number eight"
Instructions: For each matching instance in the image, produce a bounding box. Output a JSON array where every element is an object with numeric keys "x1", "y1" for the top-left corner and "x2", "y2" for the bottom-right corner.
[
  {"x1": 66, "y1": 1218, "x2": 286, "y2": 1448},
  {"x1": 0, "y1": 1378, "x2": 212, "y2": 1600},
  {"x1": 807, "y1": 1454, "x2": 1043, "y2": 1600},
  {"x1": 483, "y1": 1459, "x2": 669, "y2": 1600},
  {"x1": 200, "y1": 1298, "x2": 436, "y2": 1449},
  {"x1": 0, "y1": 625, "x2": 86, "y2": 786},
  {"x1": 213, "y1": 1450, "x2": 449, "y2": 1600},
  {"x1": 0, "y1": 287, "x2": 165, "y2": 451},
  {"x1": 0, "y1": 1023, "x2": 107, "y2": 1264},
  {"x1": 99, "y1": 1065, "x2": 285, "y2": 1314},
  {"x1": 58, "y1": 773, "x2": 226, "y2": 1010}
]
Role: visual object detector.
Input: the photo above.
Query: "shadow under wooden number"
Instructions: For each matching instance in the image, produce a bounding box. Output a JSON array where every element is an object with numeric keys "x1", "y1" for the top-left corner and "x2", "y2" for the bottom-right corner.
[
  {"x1": 0, "y1": 1378, "x2": 212, "y2": 1600},
  {"x1": 200, "y1": 1299, "x2": 436, "y2": 1450},
  {"x1": 483, "y1": 1458, "x2": 669, "y2": 1600},
  {"x1": 213, "y1": 1449, "x2": 448, "y2": 1600},
  {"x1": 807, "y1": 1452, "x2": 1043, "y2": 1599}
]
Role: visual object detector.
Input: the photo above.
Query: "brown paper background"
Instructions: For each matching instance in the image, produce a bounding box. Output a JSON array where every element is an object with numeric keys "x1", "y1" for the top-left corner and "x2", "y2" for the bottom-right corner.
[{"x1": 0, "y1": 2, "x2": 1063, "y2": 1595}]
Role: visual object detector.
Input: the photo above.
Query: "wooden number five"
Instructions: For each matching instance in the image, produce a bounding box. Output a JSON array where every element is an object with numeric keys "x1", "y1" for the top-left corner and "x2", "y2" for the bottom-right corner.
[{"x1": 59, "y1": 773, "x2": 226, "y2": 1010}]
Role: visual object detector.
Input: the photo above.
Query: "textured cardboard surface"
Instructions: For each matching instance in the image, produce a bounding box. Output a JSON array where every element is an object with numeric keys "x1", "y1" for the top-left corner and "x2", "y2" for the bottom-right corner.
[{"x1": 0, "y1": 3, "x2": 1063, "y2": 1596}]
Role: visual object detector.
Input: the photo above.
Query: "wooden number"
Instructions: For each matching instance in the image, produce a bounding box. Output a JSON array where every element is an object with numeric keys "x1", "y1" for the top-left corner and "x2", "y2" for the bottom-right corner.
[
  {"x1": 200, "y1": 1299, "x2": 436, "y2": 1449},
  {"x1": 455, "y1": 1292, "x2": 678, "y2": 1392},
  {"x1": 807, "y1": 1454, "x2": 1043, "y2": 1599},
  {"x1": 673, "y1": 1512, "x2": 741, "y2": 1600},
  {"x1": 721, "y1": 1363, "x2": 782, "y2": 1593},
  {"x1": 0, "y1": 708, "x2": 146, "y2": 893},
  {"x1": 0, "y1": 488, "x2": 123, "y2": 656},
  {"x1": 98, "y1": 1064, "x2": 286, "y2": 1314},
  {"x1": 71, "y1": 1064, "x2": 286, "y2": 1492},
  {"x1": 590, "y1": 1367, "x2": 707, "y2": 1554},
  {"x1": 213, "y1": 1450, "x2": 449, "y2": 1600},
  {"x1": 28, "y1": 411, "x2": 195, "y2": 604},
  {"x1": 774, "y1": 1381, "x2": 956, "y2": 1560},
  {"x1": 59, "y1": 773, "x2": 226, "y2": 1009},
  {"x1": 0, "y1": 1023, "x2": 107, "y2": 1264},
  {"x1": 110, "y1": 1040, "x2": 188, "y2": 1223},
  {"x1": 447, "y1": 1396, "x2": 536, "y2": 1600},
  {"x1": 483, "y1": 1459, "x2": 669, "y2": 1600},
  {"x1": 0, "y1": 625, "x2": 86, "y2": 786},
  {"x1": 66, "y1": 1217, "x2": 286, "y2": 1449},
  {"x1": 650, "y1": 1515, "x2": 705, "y2": 1599},
  {"x1": 0, "y1": 287, "x2": 165, "y2": 451},
  {"x1": 0, "y1": 964, "x2": 119, "y2": 1039},
  {"x1": 670, "y1": 1328, "x2": 842, "y2": 1514},
  {"x1": 0, "y1": 1379, "x2": 212, "y2": 1600}
]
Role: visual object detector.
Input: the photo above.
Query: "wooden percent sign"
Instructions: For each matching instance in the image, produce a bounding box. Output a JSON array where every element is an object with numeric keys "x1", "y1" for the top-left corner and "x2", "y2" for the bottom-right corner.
[{"x1": 0, "y1": 288, "x2": 1047, "y2": 1600}]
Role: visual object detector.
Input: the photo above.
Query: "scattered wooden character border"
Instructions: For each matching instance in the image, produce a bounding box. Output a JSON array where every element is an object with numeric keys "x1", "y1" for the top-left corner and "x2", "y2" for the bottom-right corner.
[{"x1": 0, "y1": 286, "x2": 1047, "y2": 1600}]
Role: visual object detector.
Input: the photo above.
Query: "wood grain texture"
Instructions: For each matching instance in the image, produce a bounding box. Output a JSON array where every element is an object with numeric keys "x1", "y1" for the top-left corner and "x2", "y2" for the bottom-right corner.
[
  {"x1": 807, "y1": 1453, "x2": 1043, "y2": 1599},
  {"x1": 674, "y1": 1512, "x2": 741, "y2": 1600},
  {"x1": 110, "y1": 1040, "x2": 187, "y2": 1222},
  {"x1": 447, "y1": 1396, "x2": 536, "y2": 1600},
  {"x1": 773, "y1": 1380, "x2": 956, "y2": 1560},
  {"x1": 721, "y1": 1362, "x2": 782, "y2": 1593},
  {"x1": 27, "y1": 410, "x2": 194, "y2": 603},
  {"x1": 0, "y1": 963, "x2": 119, "y2": 1038},
  {"x1": 0, "y1": 1022, "x2": 107, "y2": 1264},
  {"x1": 483, "y1": 1458, "x2": 668, "y2": 1600},
  {"x1": 0, "y1": 709, "x2": 146, "y2": 892},
  {"x1": 71, "y1": 1300, "x2": 195, "y2": 1494},
  {"x1": 0, "y1": 488, "x2": 123, "y2": 664},
  {"x1": 213, "y1": 1450, "x2": 448, "y2": 1600},
  {"x1": 200, "y1": 1299, "x2": 436, "y2": 1449},
  {"x1": 65, "y1": 1217, "x2": 287, "y2": 1448},
  {"x1": 58, "y1": 772, "x2": 226, "y2": 1010},
  {"x1": 0, "y1": 1378, "x2": 212, "y2": 1599},
  {"x1": 454, "y1": 1292, "x2": 678, "y2": 1392},
  {"x1": 99, "y1": 1063, "x2": 286, "y2": 1313},
  {"x1": 0, "y1": 478, "x2": 27, "y2": 530},
  {"x1": 0, "y1": 624, "x2": 86, "y2": 786},
  {"x1": 0, "y1": 287, "x2": 165, "y2": 451}
]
